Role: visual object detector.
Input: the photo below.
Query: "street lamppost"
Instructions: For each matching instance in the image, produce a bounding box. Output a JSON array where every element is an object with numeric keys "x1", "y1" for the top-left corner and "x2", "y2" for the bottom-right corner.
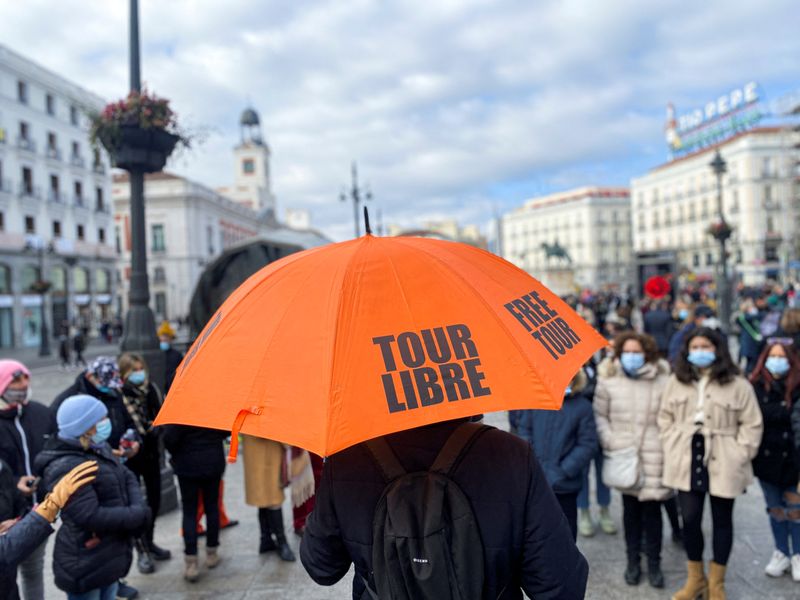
[
  {"x1": 340, "y1": 162, "x2": 372, "y2": 238},
  {"x1": 709, "y1": 150, "x2": 732, "y2": 334},
  {"x1": 25, "y1": 239, "x2": 53, "y2": 356}
]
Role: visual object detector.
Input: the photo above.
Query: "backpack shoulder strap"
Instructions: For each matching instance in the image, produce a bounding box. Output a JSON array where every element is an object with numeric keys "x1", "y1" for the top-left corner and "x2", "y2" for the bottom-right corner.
[
  {"x1": 365, "y1": 437, "x2": 406, "y2": 482},
  {"x1": 430, "y1": 422, "x2": 489, "y2": 476}
]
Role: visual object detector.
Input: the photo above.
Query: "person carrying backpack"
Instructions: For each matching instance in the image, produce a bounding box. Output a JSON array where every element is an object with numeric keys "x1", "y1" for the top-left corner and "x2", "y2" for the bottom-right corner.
[{"x1": 300, "y1": 417, "x2": 588, "y2": 599}]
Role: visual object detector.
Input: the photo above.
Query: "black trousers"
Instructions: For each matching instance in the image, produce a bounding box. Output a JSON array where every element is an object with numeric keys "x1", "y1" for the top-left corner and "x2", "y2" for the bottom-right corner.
[
  {"x1": 556, "y1": 492, "x2": 578, "y2": 541},
  {"x1": 127, "y1": 453, "x2": 162, "y2": 542},
  {"x1": 678, "y1": 490, "x2": 735, "y2": 565},
  {"x1": 178, "y1": 475, "x2": 221, "y2": 555},
  {"x1": 622, "y1": 494, "x2": 663, "y2": 564}
]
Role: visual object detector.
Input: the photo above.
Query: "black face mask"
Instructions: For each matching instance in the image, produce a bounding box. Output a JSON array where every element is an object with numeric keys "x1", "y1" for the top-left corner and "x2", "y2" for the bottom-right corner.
[{"x1": 2, "y1": 388, "x2": 28, "y2": 405}]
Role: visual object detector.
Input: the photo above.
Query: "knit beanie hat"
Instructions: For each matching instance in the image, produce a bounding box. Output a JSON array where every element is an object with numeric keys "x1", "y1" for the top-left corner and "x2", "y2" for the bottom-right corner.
[
  {"x1": 57, "y1": 394, "x2": 108, "y2": 439},
  {"x1": 0, "y1": 360, "x2": 30, "y2": 396}
]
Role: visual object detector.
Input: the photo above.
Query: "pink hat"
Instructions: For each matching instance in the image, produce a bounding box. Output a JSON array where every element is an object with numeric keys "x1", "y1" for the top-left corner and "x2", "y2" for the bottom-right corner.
[{"x1": 0, "y1": 360, "x2": 30, "y2": 395}]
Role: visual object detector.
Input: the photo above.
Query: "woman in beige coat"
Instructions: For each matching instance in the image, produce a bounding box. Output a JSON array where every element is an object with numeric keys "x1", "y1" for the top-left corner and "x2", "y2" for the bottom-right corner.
[
  {"x1": 241, "y1": 435, "x2": 295, "y2": 561},
  {"x1": 658, "y1": 327, "x2": 763, "y2": 600},
  {"x1": 594, "y1": 332, "x2": 671, "y2": 589}
]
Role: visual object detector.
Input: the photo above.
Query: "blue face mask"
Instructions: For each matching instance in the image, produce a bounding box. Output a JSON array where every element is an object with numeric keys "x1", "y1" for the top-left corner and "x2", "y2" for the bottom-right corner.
[
  {"x1": 91, "y1": 418, "x2": 112, "y2": 444},
  {"x1": 564, "y1": 386, "x2": 572, "y2": 397},
  {"x1": 620, "y1": 352, "x2": 645, "y2": 373},
  {"x1": 159, "y1": 341, "x2": 170, "y2": 351},
  {"x1": 765, "y1": 356, "x2": 790, "y2": 377},
  {"x1": 128, "y1": 370, "x2": 147, "y2": 386},
  {"x1": 98, "y1": 385, "x2": 112, "y2": 394},
  {"x1": 688, "y1": 350, "x2": 716, "y2": 368},
  {"x1": 678, "y1": 309, "x2": 689, "y2": 321}
]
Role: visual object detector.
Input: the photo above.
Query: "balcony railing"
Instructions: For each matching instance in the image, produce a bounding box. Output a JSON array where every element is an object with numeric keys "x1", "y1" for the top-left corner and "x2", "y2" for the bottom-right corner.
[
  {"x1": 93, "y1": 163, "x2": 106, "y2": 175},
  {"x1": 47, "y1": 190, "x2": 65, "y2": 204},
  {"x1": 18, "y1": 183, "x2": 41, "y2": 199},
  {"x1": 16, "y1": 137, "x2": 36, "y2": 153},
  {"x1": 45, "y1": 146, "x2": 62, "y2": 161},
  {"x1": 74, "y1": 196, "x2": 86, "y2": 208},
  {"x1": 70, "y1": 154, "x2": 85, "y2": 168},
  {"x1": 95, "y1": 203, "x2": 110, "y2": 214}
]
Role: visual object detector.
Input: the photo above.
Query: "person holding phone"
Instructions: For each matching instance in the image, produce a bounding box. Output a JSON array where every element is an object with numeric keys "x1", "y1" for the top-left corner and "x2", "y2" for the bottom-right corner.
[
  {"x1": 0, "y1": 360, "x2": 57, "y2": 600},
  {"x1": 35, "y1": 395, "x2": 150, "y2": 600}
]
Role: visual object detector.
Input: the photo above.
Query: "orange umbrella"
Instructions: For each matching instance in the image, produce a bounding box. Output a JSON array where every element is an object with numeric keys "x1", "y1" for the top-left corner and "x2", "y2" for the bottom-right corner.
[{"x1": 155, "y1": 233, "x2": 606, "y2": 459}]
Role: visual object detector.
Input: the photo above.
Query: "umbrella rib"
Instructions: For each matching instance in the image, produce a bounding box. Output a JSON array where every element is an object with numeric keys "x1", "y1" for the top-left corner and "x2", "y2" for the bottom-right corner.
[{"x1": 393, "y1": 238, "x2": 556, "y2": 395}]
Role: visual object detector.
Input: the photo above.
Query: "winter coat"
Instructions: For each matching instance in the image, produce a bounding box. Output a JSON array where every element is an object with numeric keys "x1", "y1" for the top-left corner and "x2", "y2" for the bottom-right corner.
[
  {"x1": 644, "y1": 309, "x2": 674, "y2": 354},
  {"x1": 593, "y1": 359, "x2": 671, "y2": 501},
  {"x1": 119, "y1": 382, "x2": 163, "y2": 474},
  {"x1": 517, "y1": 371, "x2": 598, "y2": 494},
  {"x1": 242, "y1": 435, "x2": 286, "y2": 507},
  {"x1": 163, "y1": 347, "x2": 184, "y2": 393},
  {"x1": 161, "y1": 425, "x2": 227, "y2": 480},
  {"x1": 751, "y1": 379, "x2": 799, "y2": 488},
  {"x1": 0, "y1": 511, "x2": 52, "y2": 600},
  {"x1": 658, "y1": 374, "x2": 763, "y2": 499},
  {"x1": 0, "y1": 400, "x2": 57, "y2": 503},
  {"x1": 0, "y1": 459, "x2": 26, "y2": 523},
  {"x1": 52, "y1": 375, "x2": 128, "y2": 449},
  {"x1": 34, "y1": 437, "x2": 150, "y2": 594},
  {"x1": 300, "y1": 419, "x2": 588, "y2": 600},
  {"x1": 736, "y1": 312, "x2": 763, "y2": 360},
  {"x1": 667, "y1": 323, "x2": 696, "y2": 364}
]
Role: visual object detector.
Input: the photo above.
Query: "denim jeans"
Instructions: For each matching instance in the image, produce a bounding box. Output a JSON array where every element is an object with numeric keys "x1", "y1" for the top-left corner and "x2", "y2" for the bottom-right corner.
[
  {"x1": 66, "y1": 582, "x2": 118, "y2": 600},
  {"x1": 577, "y1": 446, "x2": 610, "y2": 509},
  {"x1": 759, "y1": 478, "x2": 800, "y2": 556}
]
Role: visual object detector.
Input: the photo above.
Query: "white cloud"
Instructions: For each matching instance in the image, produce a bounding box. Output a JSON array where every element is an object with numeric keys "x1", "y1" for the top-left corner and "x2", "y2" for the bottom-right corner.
[{"x1": 2, "y1": 0, "x2": 797, "y2": 240}]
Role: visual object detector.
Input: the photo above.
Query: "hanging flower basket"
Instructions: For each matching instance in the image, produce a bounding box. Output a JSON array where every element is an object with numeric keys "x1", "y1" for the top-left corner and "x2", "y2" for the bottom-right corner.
[
  {"x1": 29, "y1": 280, "x2": 52, "y2": 294},
  {"x1": 706, "y1": 221, "x2": 734, "y2": 242},
  {"x1": 89, "y1": 89, "x2": 190, "y2": 173}
]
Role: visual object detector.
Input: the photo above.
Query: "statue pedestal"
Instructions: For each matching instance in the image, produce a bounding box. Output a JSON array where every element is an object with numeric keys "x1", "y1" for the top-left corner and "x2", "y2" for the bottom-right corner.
[{"x1": 542, "y1": 267, "x2": 575, "y2": 296}]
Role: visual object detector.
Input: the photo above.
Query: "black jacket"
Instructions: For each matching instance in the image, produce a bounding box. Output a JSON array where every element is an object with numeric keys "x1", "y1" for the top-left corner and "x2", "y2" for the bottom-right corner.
[
  {"x1": 0, "y1": 401, "x2": 57, "y2": 503},
  {"x1": 300, "y1": 420, "x2": 588, "y2": 600},
  {"x1": 644, "y1": 308, "x2": 675, "y2": 353},
  {"x1": 753, "y1": 379, "x2": 800, "y2": 487},
  {"x1": 0, "y1": 510, "x2": 52, "y2": 600},
  {"x1": 119, "y1": 382, "x2": 163, "y2": 475},
  {"x1": 0, "y1": 459, "x2": 26, "y2": 523},
  {"x1": 161, "y1": 425, "x2": 228, "y2": 479},
  {"x1": 163, "y1": 347, "x2": 184, "y2": 393},
  {"x1": 52, "y1": 375, "x2": 128, "y2": 450},
  {"x1": 34, "y1": 437, "x2": 150, "y2": 594}
]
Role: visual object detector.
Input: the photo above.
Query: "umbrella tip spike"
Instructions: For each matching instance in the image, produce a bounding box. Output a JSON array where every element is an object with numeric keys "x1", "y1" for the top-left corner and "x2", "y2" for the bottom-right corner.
[{"x1": 363, "y1": 206, "x2": 372, "y2": 235}]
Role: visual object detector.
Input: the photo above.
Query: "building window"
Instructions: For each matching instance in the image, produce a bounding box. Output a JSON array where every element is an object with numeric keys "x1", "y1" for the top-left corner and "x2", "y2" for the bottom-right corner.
[
  {"x1": 154, "y1": 266, "x2": 166, "y2": 283},
  {"x1": 692, "y1": 254, "x2": 699, "y2": 268},
  {"x1": 19, "y1": 121, "x2": 29, "y2": 141},
  {"x1": 764, "y1": 185, "x2": 773, "y2": 206},
  {"x1": 154, "y1": 292, "x2": 167, "y2": 318},
  {"x1": 74, "y1": 181, "x2": 83, "y2": 204},
  {"x1": 52, "y1": 220, "x2": 62, "y2": 238},
  {"x1": 767, "y1": 216, "x2": 775, "y2": 233},
  {"x1": 21, "y1": 265, "x2": 40, "y2": 292},
  {"x1": 0, "y1": 264, "x2": 10, "y2": 294},
  {"x1": 730, "y1": 190, "x2": 739, "y2": 213},
  {"x1": 71, "y1": 141, "x2": 80, "y2": 158},
  {"x1": 242, "y1": 159, "x2": 255, "y2": 174},
  {"x1": 207, "y1": 225, "x2": 214, "y2": 255},
  {"x1": 115, "y1": 226, "x2": 121, "y2": 254},
  {"x1": 49, "y1": 174, "x2": 59, "y2": 200},
  {"x1": 73, "y1": 267, "x2": 89, "y2": 293},
  {"x1": 0, "y1": 212, "x2": 4, "y2": 231},
  {"x1": 706, "y1": 252, "x2": 713, "y2": 266},
  {"x1": 762, "y1": 157, "x2": 774, "y2": 178},
  {"x1": 766, "y1": 245, "x2": 779, "y2": 262},
  {"x1": 95, "y1": 187, "x2": 104, "y2": 211},
  {"x1": 151, "y1": 224, "x2": 166, "y2": 252},
  {"x1": 98, "y1": 228, "x2": 106, "y2": 244},
  {"x1": 76, "y1": 224, "x2": 85, "y2": 241},
  {"x1": 95, "y1": 269, "x2": 110, "y2": 293},
  {"x1": 736, "y1": 249, "x2": 743, "y2": 263},
  {"x1": 70, "y1": 105, "x2": 79, "y2": 126},
  {"x1": 21, "y1": 167, "x2": 34, "y2": 195},
  {"x1": 17, "y1": 81, "x2": 28, "y2": 104},
  {"x1": 46, "y1": 94, "x2": 55, "y2": 116}
]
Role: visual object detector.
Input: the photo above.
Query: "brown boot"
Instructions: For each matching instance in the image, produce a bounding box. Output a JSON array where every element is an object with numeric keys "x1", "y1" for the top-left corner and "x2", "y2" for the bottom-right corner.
[
  {"x1": 672, "y1": 560, "x2": 708, "y2": 600},
  {"x1": 206, "y1": 546, "x2": 220, "y2": 569},
  {"x1": 708, "y1": 562, "x2": 726, "y2": 600},
  {"x1": 184, "y1": 555, "x2": 199, "y2": 582}
]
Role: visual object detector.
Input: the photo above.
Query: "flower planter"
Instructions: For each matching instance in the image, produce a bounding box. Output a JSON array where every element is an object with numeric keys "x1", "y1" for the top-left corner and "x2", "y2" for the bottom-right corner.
[
  {"x1": 707, "y1": 221, "x2": 734, "y2": 242},
  {"x1": 105, "y1": 126, "x2": 179, "y2": 173}
]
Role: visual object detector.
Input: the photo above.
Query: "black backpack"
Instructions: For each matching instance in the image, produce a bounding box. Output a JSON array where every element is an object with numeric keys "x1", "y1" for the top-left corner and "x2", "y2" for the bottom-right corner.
[{"x1": 363, "y1": 422, "x2": 488, "y2": 600}]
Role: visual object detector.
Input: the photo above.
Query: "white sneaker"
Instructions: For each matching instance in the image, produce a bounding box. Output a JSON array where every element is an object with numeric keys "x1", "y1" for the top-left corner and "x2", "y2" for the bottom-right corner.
[
  {"x1": 765, "y1": 550, "x2": 790, "y2": 577},
  {"x1": 792, "y1": 554, "x2": 800, "y2": 582}
]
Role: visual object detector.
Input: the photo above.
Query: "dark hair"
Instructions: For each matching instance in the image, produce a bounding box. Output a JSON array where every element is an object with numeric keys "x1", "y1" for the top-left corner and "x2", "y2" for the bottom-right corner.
[
  {"x1": 674, "y1": 327, "x2": 739, "y2": 384},
  {"x1": 613, "y1": 331, "x2": 660, "y2": 365},
  {"x1": 749, "y1": 341, "x2": 800, "y2": 408}
]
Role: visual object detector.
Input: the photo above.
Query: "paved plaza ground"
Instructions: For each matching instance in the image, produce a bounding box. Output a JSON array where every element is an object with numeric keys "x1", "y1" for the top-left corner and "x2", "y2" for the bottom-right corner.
[{"x1": 18, "y1": 346, "x2": 800, "y2": 599}]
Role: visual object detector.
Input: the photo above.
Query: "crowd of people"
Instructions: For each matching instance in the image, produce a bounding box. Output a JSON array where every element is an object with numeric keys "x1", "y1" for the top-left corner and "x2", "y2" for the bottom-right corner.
[{"x1": 2, "y1": 283, "x2": 800, "y2": 599}]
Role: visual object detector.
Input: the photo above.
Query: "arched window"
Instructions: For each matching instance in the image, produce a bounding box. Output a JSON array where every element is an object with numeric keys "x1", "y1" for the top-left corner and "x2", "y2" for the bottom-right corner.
[
  {"x1": 0, "y1": 264, "x2": 10, "y2": 294},
  {"x1": 95, "y1": 268, "x2": 110, "y2": 293},
  {"x1": 50, "y1": 266, "x2": 67, "y2": 292},
  {"x1": 21, "y1": 265, "x2": 40, "y2": 293}
]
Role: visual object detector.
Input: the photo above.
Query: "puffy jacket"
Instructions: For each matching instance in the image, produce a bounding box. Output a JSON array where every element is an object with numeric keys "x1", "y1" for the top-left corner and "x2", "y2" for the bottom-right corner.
[
  {"x1": 517, "y1": 371, "x2": 598, "y2": 494},
  {"x1": 34, "y1": 437, "x2": 150, "y2": 594},
  {"x1": 594, "y1": 359, "x2": 671, "y2": 501},
  {"x1": 300, "y1": 419, "x2": 588, "y2": 600},
  {"x1": 752, "y1": 378, "x2": 799, "y2": 488},
  {"x1": 161, "y1": 425, "x2": 228, "y2": 479},
  {"x1": 0, "y1": 401, "x2": 57, "y2": 502},
  {"x1": 52, "y1": 375, "x2": 128, "y2": 450},
  {"x1": 0, "y1": 510, "x2": 52, "y2": 600}
]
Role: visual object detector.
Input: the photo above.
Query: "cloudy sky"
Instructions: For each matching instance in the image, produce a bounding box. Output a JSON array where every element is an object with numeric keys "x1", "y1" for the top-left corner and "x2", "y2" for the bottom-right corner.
[{"x1": 3, "y1": 1, "x2": 798, "y2": 240}]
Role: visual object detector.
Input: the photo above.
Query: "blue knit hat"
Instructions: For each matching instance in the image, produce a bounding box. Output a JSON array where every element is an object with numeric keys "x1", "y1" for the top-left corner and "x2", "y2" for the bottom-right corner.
[{"x1": 57, "y1": 394, "x2": 108, "y2": 439}]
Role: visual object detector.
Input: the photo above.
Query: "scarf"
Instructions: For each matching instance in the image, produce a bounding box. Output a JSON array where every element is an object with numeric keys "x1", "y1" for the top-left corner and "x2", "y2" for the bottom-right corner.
[
  {"x1": 288, "y1": 447, "x2": 315, "y2": 508},
  {"x1": 121, "y1": 385, "x2": 151, "y2": 437}
]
